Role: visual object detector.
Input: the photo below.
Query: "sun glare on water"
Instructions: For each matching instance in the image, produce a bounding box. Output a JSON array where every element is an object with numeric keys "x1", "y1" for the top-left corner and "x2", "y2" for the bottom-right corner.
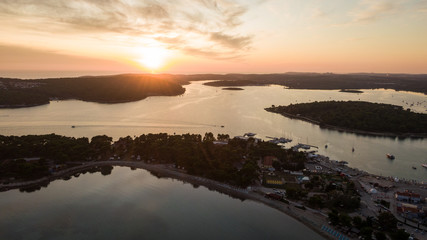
[{"x1": 136, "y1": 47, "x2": 169, "y2": 72}]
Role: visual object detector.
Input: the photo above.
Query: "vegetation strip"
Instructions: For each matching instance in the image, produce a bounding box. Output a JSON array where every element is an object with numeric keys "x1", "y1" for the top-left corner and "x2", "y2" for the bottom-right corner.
[{"x1": 1, "y1": 133, "x2": 424, "y2": 239}]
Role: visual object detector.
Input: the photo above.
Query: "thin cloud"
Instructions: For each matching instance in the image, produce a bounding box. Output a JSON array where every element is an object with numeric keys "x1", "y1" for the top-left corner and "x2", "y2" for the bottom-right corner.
[
  {"x1": 311, "y1": 8, "x2": 329, "y2": 19},
  {"x1": 416, "y1": 0, "x2": 427, "y2": 13},
  {"x1": 351, "y1": 0, "x2": 399, "y2": 23},
  {"x1": 329, "y1": 0, "x2": 422, "y2": 27},
  {"x1": 182, "y1": 47, "x2": 246, "y2": 60},
  {"x1": 210, "y1": 32, "x2": 251, "y2": 49},
  {"x1": 0, "y1": 0, "x2": 254, "y2": 59}
]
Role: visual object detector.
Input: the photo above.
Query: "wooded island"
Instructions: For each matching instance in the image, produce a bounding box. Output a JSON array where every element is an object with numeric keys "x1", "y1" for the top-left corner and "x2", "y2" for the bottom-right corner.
[{"x1": 266, "y1": 101, "x2": 427, "y2": 137}]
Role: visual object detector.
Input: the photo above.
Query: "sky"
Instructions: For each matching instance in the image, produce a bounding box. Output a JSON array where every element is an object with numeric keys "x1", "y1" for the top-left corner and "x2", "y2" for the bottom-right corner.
[{"x1": 0, "y1": 0, "x2": 426, "y2": 75}]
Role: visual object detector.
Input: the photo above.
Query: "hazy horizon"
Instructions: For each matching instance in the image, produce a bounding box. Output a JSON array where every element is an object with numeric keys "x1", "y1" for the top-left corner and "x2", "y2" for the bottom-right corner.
[
  {"x1": 1, "y1": 0, "x2": 427, "y2": 75},
  {"x1": 2, "y1": 70, "x2": 427, "y2": 80}
]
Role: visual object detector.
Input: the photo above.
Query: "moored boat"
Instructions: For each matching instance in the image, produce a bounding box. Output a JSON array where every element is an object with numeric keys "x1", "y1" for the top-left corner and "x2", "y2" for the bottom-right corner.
[{"x1": 244, "y1": 132, "x2": 256, "y2": 137}]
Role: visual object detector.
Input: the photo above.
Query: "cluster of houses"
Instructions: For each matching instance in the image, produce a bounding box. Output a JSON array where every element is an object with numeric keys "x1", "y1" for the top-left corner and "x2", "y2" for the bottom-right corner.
[
  {"x1": 259, "y1": 155, "x2": 310, "y2": 188},
  {"x1": 395, "y1": 190, "x2": 426, "y2": 223}
]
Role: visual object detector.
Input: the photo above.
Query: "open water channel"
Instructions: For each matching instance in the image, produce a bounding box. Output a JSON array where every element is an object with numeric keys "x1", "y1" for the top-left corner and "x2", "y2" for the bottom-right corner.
[{"x1": 0, "y1": 81, "x2": 426, "y2": 181}]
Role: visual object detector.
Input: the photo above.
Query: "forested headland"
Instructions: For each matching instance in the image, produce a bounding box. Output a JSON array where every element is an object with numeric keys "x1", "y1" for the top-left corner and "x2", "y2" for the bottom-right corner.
[
  {"x1": 266, "y1": 101, "x2": 427, "y2": 137},
  {"x1": 0, "y1": 74, "x2": 187, "y2": 108},
  {"x1": 0, "y1": 133, "x2": 307, "y2": 187}
]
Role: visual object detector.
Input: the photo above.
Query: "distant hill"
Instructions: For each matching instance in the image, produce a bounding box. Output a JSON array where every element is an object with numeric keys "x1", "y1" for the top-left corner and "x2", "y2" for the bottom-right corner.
[
  {"x1": 1, "y1": 73, "x2": 427, "y2": 108},
  {"x1": 0, "y1": 74, "x2": 187, "y2": 108},
  {"x1": 202, "y1": 73, "x2": 427, "y2": 95}
]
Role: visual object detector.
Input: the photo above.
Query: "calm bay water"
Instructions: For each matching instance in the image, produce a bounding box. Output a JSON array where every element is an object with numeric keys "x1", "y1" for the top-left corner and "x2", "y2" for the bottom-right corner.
[
  {"x1": 0, "y1": 167, "x2": 325, "y2": 240},
  {"x1": 0, "y1": 81, "x2": 426, "y2": 180}
]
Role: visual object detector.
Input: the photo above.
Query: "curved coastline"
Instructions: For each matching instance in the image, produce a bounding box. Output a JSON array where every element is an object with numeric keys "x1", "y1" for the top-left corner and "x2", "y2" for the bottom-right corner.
[
  {"x1": 265, "y1": 109, "x2": 427, "y2": 138},
  {"x1": 0, "y1": 103, "x2": 49, "y2": 109},
  {"x1": 0, "y1": 160, "x2": 334, "y2": 240}
]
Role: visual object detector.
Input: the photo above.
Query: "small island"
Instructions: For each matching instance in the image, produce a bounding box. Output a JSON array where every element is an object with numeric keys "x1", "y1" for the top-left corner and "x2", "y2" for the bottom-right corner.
[
  {"x1": 339, "y1": 89, "x2": 363, "y2": 93},
  {"x1": 222, "y1": 87, "x2": 244, "y2": 91},
  {"x1": 266, "y1": 101, "x2": 427, "y2": 137}
]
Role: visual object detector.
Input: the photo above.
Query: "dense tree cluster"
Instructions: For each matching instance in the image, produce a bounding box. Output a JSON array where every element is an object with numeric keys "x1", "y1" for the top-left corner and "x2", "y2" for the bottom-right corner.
[
  {"x1": 0, "y1": 90, "x2": 49, "y2": 106},
  {"x1": 0, "y1": 134, "x2": 106, "y2": 180},
  {"x1": 0, "y1": 134, "x2": 92, "y2": 162},
  {"x1": 132, "y1": 133, "x2": 260, "y2": 186},
  {"x1": 254, "y1": 141, "x2": 306, "y2": 171},
  {"x1": 266, "y1": 101, "x2": 427, "y2": 134},
  {"x1": 304, "y1": 174, "x2": 360, "y2": 211},
  {"x1": 0, "y1": 74, "x2": 186, "y2": 107},
  {"x1": 1, "y1": 133, "x2": 309, "y2": 187},
  {"x1": 328, "y1": 209, "x2": 410, "y2": 240}
]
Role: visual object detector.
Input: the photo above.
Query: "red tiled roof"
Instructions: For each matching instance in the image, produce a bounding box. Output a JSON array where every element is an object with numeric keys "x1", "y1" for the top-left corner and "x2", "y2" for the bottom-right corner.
[
  {"x1": 396, "y1": 192, "x2": 411, "y2": 197},
  {"x1": 411, "y1": 193, "x2": 421, "y2": 198},
  {"x1": 396, "y1": 191, "x2": 421, "y2": 198},
  {"x1": 263, "y1": 156, "x2": 277, "y2": 167}
]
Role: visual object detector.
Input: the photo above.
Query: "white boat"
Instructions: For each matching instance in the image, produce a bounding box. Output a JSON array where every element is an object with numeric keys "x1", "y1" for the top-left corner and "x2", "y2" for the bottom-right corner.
[{"x1": 422, "y1": 164, "x2": 427, "y2": 168}]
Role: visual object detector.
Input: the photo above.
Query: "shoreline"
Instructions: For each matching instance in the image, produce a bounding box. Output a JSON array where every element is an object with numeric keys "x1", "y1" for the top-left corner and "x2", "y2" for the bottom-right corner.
[
  {"x1": 0, "y1": 103, "x2": 49, "y2": 109},
  {"x1": 266, "y1": 109, "x2": 427, "y2": 138},
  {"x1": 2, "y1": 159, "x2": 426, "y2": 238},
  {"x1": 0, "y1": 160, "x2": 337, "y2": 240}
]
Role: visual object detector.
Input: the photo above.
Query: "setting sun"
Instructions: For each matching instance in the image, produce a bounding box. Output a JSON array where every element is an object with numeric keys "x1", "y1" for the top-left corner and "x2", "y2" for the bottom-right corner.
[{"x1": 136, "y1": 47, "x2": 169, "y2": 71}]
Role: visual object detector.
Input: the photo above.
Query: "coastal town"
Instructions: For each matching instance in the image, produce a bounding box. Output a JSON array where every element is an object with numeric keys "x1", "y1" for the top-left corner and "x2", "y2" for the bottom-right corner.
[{"x1": 0, "y1": 132, "x2": 425, "y2": 240}]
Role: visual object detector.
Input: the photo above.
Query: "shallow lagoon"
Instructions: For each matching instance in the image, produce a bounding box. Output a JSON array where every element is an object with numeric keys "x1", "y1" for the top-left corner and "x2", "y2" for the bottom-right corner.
[{"x1": 0, "y1": 167, "x2": 325, "y2": 240}]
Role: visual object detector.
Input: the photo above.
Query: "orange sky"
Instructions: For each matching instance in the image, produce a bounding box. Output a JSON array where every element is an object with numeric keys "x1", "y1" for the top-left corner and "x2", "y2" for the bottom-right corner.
[{"x1": 1, "y1": 0, "x2": 426, "y2": 76}]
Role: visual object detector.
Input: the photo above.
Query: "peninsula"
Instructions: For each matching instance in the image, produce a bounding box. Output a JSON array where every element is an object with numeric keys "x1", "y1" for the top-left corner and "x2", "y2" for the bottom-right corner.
[
  {"x1": 266, "y1": 101, "x2": 427, "y2": 138},
  {"x1": 0, "y1": 74, "x2": 187, "y2": 108},
  {"x1": 1, "y1": 133, "x2": 425, "y2": 240}
]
